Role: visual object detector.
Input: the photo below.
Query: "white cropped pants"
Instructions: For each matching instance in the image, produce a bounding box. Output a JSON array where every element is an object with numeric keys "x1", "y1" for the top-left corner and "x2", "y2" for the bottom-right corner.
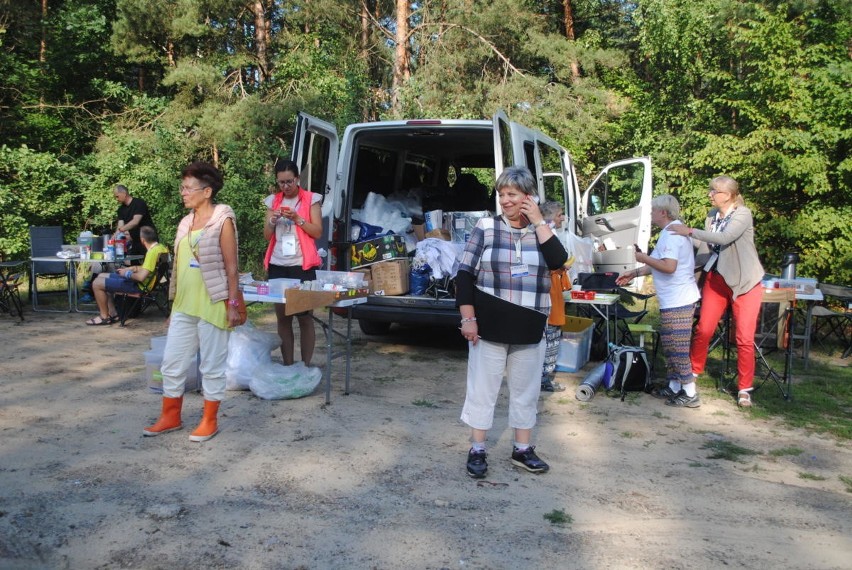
[
  {"x1": 460, "y1": 338, "x2": 545, "y2": 431},
  {"x1": 160, "y1": 311, "x2": 229, "y2": 401}
]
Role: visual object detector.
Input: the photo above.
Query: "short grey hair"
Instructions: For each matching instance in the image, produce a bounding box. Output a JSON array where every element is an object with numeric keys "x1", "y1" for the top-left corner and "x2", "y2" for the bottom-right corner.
[
  {"x1": 540, "y1": 200, "x2": 563, "y2": 222},
  {"x1": 114, "y1": 184, "x2": 129, "y2": 195},
  {"x1": 495, "y1": 165, "x2": 536, "y2": 196},
  {"x1": 651, "y1": 194, "x2": 681, "y2": 220}
]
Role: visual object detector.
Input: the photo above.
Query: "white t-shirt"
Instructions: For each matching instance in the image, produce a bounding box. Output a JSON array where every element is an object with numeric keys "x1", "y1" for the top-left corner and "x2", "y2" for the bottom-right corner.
[
  {"x1": 650, "y1": 220, "x2": 700, "y2": 309},
  {"x1": 263, "y1": 191, "x2": 322, "y2": 267}
]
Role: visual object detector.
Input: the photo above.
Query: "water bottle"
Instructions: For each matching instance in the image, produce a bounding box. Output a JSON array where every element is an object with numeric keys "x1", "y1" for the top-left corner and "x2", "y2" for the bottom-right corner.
[{"x1": 115, "y1": 231, "x2": 126, "y2": 260}]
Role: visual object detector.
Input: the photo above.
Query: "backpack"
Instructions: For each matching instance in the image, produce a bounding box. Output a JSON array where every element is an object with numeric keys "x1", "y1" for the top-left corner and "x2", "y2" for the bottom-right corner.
[{"x1": 603, "y1": 346, "x2": 651, "y2": 401}]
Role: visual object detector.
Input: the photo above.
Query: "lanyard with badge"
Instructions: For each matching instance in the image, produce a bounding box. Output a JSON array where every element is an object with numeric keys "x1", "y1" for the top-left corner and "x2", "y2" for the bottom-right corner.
[
  {"x1": 505, "y1": 216, "x2": 530, "y2": 278},
  {"x1": 279, "y1": 199, "x2": 300, "y2": 257}
]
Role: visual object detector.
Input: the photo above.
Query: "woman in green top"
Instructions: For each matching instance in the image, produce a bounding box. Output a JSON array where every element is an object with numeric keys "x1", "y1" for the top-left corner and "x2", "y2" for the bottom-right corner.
[{"x1": 143, "y1": 162, "x2": 241, "y2": 442}]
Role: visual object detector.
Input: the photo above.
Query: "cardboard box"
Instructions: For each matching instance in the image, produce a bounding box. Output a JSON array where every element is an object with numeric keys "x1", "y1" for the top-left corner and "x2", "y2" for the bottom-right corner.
[
  {"x1": 555, "y1": 317, "x2": 594, "y2": 373},
  {"x1": 350, "y1": 234, "x2": 407, "y2": 268},
  {"x1": 370, "y1": 259, "x2": 410, "y2": 296},
  {"x1": 284, "y1": 287, "x2": 369, "y2": 315}
]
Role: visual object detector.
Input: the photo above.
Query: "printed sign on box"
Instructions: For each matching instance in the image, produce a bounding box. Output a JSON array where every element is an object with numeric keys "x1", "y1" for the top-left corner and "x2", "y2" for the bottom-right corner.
[{"x1": 350, "y1": 234, "x2": 407, "y2": 268}]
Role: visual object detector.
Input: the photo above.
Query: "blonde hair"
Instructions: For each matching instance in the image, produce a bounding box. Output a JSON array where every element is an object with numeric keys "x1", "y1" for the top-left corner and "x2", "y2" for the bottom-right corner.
[{"x1": 711, "y1": 175, "x2": 744, "y2": 207}]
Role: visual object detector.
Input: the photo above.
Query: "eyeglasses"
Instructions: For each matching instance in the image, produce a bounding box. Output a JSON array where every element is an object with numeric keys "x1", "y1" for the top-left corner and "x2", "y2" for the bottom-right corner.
[
  {"x1": 276, "y1": 178, "x2": 297, "y2": 187},
  {"x1": 180, "y1": 185, "x2": 207, "y2": 194},
  {"x1": 708, "y1": 188, "x2": 729, "y2": 196}
]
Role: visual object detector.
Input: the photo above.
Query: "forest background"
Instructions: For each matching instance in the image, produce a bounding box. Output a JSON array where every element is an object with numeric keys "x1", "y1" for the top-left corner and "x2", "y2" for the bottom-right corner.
[{"x1": 1, "y1": 0, "x2": 849, "y2": 283}]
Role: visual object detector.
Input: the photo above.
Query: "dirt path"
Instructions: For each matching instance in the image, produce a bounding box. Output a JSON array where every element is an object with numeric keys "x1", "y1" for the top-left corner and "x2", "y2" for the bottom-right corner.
[{"x1": 1, "y1": 310, "x2": 850, "y2": 569}]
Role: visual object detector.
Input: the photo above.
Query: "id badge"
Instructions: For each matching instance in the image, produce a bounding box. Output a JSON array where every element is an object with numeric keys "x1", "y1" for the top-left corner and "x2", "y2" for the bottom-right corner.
[
  {"x1": 703, "y1": 252, "x2": 718, "y2": 272},
  {"x1": 280, "y1": 234, "x2": 297, "y2": 256},
  {"x1": 511, "y1": 263, "x2": 529, "y2": 278},
  {"x1": 189, "y1": 257, "x2": 200, "y2": 268}
]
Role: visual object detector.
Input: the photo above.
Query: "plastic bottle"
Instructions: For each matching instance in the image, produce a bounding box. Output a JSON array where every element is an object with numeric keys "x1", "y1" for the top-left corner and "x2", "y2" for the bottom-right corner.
[
  {"x1": 104, "y1": 239, "x2": 115, "y2": 262},
  {"x1": 115, "y1": 231, "x2": 126, "y2": 260}
]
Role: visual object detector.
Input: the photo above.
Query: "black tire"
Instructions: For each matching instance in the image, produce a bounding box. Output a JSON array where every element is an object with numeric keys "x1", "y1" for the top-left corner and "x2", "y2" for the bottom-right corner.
[{"x1": 358, "y1": 319, "x2": 392, "y2": 335}]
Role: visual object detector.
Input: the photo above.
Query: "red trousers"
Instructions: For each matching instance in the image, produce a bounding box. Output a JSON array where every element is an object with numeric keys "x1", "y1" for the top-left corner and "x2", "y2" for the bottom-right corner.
[{"x1": 691, "y1": 271, "x2": 763, "y2": 391}]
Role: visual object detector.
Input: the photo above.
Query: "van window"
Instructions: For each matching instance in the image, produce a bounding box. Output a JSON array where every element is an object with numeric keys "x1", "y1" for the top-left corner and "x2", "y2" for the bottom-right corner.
[
  {"x1": 353, "y1": 146, "x2": 398, "y2": 206},
  {"x1": 298, "y1": 131, "x2": 331, "y2": 199},
  {"x1": 587, "y1": 162, "x2": 646, "y2": 215},
  {"x1": 539, "y1": 144, "x2": 565, "y2": 203}
]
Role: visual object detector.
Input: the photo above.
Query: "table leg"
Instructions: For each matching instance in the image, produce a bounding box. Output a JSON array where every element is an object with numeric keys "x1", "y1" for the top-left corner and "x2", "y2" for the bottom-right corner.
[
  {"x1": 344, "y1": 307, "x2": 353, "y2": 395},
  {"x1": 325, "y1": 308, "x2": 334, "y2": 405}
]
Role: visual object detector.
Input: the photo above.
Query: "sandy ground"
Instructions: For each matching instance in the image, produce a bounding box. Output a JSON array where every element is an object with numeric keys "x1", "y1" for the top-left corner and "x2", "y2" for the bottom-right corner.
[{"x1": 1, "y1": 306, "x2": 851, "y2": 570}]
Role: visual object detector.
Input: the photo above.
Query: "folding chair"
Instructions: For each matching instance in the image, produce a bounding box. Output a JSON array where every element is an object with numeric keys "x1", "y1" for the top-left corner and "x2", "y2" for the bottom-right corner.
[
  {"x1": 0, "y1": 261, "x2": 26, "y2": 321},
  {"x1": 114, "y1": 253, "x2": 171, "y2": 326},
  {"x1": 811, "y1": 283, "x2": 852, "y2": 358},
  {"x1": 29, "y1": 226, "x2": 70, "y2": 310},
  {"x1": 576, "y1": 272, "x2": 655, "y2": 345}
]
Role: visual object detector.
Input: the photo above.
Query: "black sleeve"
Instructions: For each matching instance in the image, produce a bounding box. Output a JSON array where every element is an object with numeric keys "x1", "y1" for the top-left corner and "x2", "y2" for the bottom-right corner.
[
  {"x1": 455, "y1": 270, "x2": 476, "y2": 307},
  {"x1": 540, "y1": 234, "x2": 568, "y2": 270}
]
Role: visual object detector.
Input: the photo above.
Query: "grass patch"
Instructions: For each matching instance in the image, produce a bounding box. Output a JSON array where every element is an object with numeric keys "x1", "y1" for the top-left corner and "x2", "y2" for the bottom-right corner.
[
  {"x1": 840, "y1": 475, "x2": 852, "y2": 493},
  {"x1": 412, "y1": 399, "x2": 437, "y2": 408},
  {"x1": 697, "y1": 350, "x2": 852, "y2": 440},
  {"x1": 701, "y1": 439, "x2": 759, "y2": 461},
  {"x1": 620, "y1": 431, "x2": 638, "y2": 438},
  {"x1": 543, "y1": 509, "x2": 572, "y2": 526},
  {"x1": 768, "y1": 446, "x2": 804, "y2": 457},
  {"x1": 798, "y1": 472, "x2": 826, "y2": 481}
]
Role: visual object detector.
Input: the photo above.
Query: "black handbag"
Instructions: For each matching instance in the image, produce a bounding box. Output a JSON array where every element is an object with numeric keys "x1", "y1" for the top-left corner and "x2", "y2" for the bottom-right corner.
[{"x1": 473, "y1": 288, "x2": 547, "y2": 344}]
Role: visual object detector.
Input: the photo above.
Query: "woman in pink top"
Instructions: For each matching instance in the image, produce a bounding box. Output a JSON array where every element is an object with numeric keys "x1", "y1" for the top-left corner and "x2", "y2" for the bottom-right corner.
[{"x1": 263, "y1": 160, "x2": 323, "y2": 365}]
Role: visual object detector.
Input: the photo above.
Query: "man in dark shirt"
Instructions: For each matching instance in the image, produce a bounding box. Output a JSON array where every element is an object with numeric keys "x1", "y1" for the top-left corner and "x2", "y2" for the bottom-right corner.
[{"x1": 113, "y1": 184, "x2": 156, "y2": 258}]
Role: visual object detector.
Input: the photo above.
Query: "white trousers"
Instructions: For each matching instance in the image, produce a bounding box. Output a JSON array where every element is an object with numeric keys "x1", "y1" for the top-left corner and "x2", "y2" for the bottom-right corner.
[
  {"x1": 160, "y1": 311, "x2": 229, "y2": 401},
  {"x1": 460, "y1": 338, "x2": 545, "y2": 431}
]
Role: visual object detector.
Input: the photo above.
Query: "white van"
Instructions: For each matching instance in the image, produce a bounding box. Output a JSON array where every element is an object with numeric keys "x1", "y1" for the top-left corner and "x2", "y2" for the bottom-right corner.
[{"x1": 289, "y1": 110, "x2": 652, "y2": 334}]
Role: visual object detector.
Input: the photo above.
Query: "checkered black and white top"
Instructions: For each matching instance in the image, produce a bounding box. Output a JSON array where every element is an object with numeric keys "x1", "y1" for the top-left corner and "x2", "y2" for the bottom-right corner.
[{"x1": 457, "y1": 215, "x2": 552, "y2": 313}]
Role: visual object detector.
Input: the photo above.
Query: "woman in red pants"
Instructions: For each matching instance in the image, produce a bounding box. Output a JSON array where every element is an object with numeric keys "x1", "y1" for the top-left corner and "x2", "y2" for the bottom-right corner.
[{"x1": 668, "y1": 176, "x2": 765, "y2": 407}]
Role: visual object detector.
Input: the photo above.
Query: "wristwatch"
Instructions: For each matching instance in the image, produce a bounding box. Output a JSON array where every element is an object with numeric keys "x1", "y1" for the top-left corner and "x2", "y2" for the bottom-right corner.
[
  {"x1": 297, "y1": 218, "x2": 306, "y2": 227},
  {"x1": 535, "y1": 220, "x2": 547, "y2": 227}
]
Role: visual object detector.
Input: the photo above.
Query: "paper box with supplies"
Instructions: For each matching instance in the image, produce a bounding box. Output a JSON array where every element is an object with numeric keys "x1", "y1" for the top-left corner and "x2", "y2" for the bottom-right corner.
[
  {"x1": 284, "y1": 287, "x2": 370, "y2": 315},
  {"x1": 370, "y1": 259, "x2": 410, "y2": 296},
  {"x1": 350, "y1": 234, "x2": 407, "y2": 268},
  {"x1": 555, "y1": 317, "x2": 594, "y2": 373}
]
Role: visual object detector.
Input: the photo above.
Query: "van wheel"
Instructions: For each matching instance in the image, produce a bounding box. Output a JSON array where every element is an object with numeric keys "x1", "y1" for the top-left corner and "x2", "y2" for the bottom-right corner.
[{"x1": 358, "y1": 319, "x2": 391, "y2": 335}]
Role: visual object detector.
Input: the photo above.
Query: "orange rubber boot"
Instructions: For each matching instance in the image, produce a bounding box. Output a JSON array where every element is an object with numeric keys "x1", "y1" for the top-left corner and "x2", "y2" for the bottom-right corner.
[
  {"x1": 189, "y1": 400, "x2": 220, "y2": 442},
  {"x1": 142, "y1": 396, "x2": 183, "y2": 436}
]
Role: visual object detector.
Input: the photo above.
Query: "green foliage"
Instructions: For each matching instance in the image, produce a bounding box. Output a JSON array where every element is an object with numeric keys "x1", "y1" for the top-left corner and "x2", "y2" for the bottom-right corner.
[{"x1": 0, "y1": 146, "x2": 81, "y2": 258}]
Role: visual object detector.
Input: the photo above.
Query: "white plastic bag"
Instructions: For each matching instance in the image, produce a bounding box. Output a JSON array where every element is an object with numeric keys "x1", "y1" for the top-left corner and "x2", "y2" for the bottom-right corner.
[
  {"x1": 566, "y1": 233, "x2": 595, "y2": 284},
  {"x1": 249, "y1": 362, "x2": 322, "y2": 400},
  {"x1": 225, "y1": 323, "x2": 280, "y2": 391}
]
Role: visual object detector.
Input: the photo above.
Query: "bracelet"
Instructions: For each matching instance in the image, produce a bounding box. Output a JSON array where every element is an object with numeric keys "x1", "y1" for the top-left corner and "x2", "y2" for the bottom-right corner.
[
  {"x1": 228, "y1": 298, "x2": 240, "y2": 307},
  {"x1": 460, "y1": 317, "x2": 477, "y2": 324}
]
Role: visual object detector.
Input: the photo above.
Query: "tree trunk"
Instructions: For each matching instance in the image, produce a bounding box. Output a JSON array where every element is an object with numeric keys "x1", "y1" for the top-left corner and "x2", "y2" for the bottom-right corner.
[
  {"x1": 392, "y1": 0, "x2": 411, "y2": 114},
  {"x1": 39, "y1": 0, "x2": 48, "y2": 64},
  {"x1": 562, "y1": 0, "x2": 580, "y2": 80},
  {"x1": 251, "y1": 0, "x2": 269, "y2": 83}
]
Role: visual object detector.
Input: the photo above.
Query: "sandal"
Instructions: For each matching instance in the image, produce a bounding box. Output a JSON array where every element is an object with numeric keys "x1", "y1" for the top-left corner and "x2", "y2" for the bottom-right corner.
[
  {"x1": 85, "y1": 315, "x2": 112, "y2": 326},
  {"x1": 108, "y1": 314, "x2": 119, "y2": 324},
  {"x1": 737, "y1": 390, "x2": 752, "y2": 408}
]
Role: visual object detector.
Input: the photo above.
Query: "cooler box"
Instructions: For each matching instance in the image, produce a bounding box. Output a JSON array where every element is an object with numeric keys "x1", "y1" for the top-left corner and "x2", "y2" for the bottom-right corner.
[
  {"x1": 555, "y1": 317, "x2": 594, "y2": 373},
  {"x1": 144, "y1": 336, "x2": 201, "y2": 393}
]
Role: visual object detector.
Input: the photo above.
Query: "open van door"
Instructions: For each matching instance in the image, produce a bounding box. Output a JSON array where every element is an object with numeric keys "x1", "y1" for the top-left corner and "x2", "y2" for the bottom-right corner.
[
  {"x1": 580, "y1": 157, "x2": 653, "y2": 274},
  {"x1": 291, "y1": 112, "x2": 338, "y2": 222},
  {"x1": 492, "y1": 110, "x2": 514, "y2": 176}
]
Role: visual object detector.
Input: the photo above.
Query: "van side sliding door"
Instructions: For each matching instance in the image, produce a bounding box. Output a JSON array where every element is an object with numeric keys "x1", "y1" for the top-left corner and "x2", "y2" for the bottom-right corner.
[{"x1": 580, "y1": 157, "x2": 653, "y2": 274}]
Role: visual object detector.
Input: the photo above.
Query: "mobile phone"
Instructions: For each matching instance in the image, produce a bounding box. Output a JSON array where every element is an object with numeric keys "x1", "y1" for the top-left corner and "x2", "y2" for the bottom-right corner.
[{"x1": 528, "y1": 194, "x2": 540, "y2": 205}]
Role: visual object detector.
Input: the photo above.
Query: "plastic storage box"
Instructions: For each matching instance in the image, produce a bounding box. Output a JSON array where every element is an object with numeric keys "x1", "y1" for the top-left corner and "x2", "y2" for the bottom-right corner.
[
  {"x1": 144, "y1": 336, "x2": 201, "y2": 393},
  {"x1": 555, "y1": 317, "x2": 594, "y2": 373}
]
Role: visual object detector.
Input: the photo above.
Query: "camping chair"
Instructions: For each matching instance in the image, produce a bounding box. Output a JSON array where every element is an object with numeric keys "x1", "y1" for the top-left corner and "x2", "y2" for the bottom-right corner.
[
  {"x1": 114, "y1": 253, "x2": 171, "y2": 326},
  {"x1": 811, "y1": 283, "x2": 852, "y2": 358},
  {"x1": 29, "y1": 226, "x2": 70, "y2": 310},
  {"x1": 576, "y1": 272, "x2": 655, "y2": 346},
  {"x1": 0, "y1": 261, "x2": 26, "y2": 321}
]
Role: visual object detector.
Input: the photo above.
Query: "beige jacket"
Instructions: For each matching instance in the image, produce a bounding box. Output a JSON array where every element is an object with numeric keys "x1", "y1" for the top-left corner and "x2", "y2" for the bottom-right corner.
[
  {"x1": 169, "y1": 204, "x2": 238, "y2": 302},
  {"x1": 693, "y1": 206, "x2": 764, "y2": 299}
]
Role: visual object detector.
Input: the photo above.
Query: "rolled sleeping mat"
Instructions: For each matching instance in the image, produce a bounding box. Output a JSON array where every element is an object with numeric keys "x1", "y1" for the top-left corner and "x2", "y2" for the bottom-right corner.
[{"x1": 575, "y1": 362, "x2": 608, "y2": 402}]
